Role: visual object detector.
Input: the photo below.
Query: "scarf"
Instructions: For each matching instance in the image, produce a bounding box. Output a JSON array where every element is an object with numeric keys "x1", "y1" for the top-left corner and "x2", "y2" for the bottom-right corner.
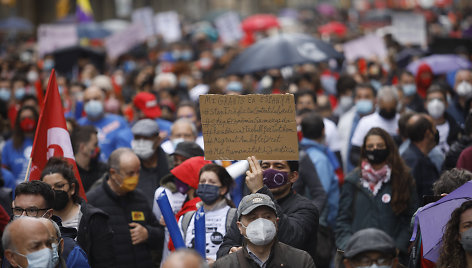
[{"x1": 360, "y1": 161, "x2": 391, "y2": 196}]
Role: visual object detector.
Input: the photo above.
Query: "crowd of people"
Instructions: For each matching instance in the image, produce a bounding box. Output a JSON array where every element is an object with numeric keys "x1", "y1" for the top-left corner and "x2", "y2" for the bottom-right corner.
[{"x1": 0, "y1": 2, "x2": 472, "y2": 268}]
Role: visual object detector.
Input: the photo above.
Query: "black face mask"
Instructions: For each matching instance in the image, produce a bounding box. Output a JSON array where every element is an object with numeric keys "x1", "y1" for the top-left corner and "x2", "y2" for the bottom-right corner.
[
  {"x1": 53, "y1": 190, "x2": 70, "y2": 211},
  {"x1": 365, "y1": 148, "x2": 389, "y2": 165},
  {"x1": 379, "y1": 108, "x2": 396, "y2": 120}
]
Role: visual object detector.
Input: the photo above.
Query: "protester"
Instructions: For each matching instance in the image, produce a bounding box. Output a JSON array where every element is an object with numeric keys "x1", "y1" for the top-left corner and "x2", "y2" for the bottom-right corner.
[
  {"x1": 71, "y1": 125, "x2": 107, "y2": 192},
  {"x1": 77, "y1": 86, "x2": 133, "y2": 162},
  {"x1": 171, "y1": 140, "x2": 204, "y2": 167},
  {"x1": 40, "y1": 157, "x2": 115, "y2": 268},
  {"x1": 399, "y1": 70, "x2": 425, "y2": 113},
  {"x1": 447, "y1": 69, "x2": 472, "y2": 126},
  {"x1": 131, "y1": 119, "x2": 170, "y2": 207},
  {"x1": 178, "y1": 163, "x2": 235, "y2": 263},
  {"x1": 217, "y1": 156, "x2": 319, "y2": 264},
  {"x1": 1, "y1": 105, "x2": 38, "y2": 182},
  {"x1": 87, "y1": 148, "x2": 164, "y2": 267},
  {"x1": 437, "y1": 200, "x2": 472, "y2": 268},
  {"x1": 443, "y1": 112, "x2": 472, "y2": 170},
  {"x1": 336, "y1": 127, "x2": 417, "y2": 265},
  {"x1": 161, "y1": 118, "x2": 200, "y2": 154},
  {"x1": 342, "y1": 228, "x2": 399, "y2": 268},
  {"x1": 2, "y1": 217, "x2": 59, "y2": 268},
  {"x1": 401, "y1": 113, "x2": 441, "y2": 198},
  {"x1": 162, "y1": 249, "x2": 207, "y2": 268},
  {"x1": 213, "y1": 193, "x2": 316, "y2": 268},
  {"x1": 38, "y1": 218, "x2": 69, "y2": 268},
  {"x1": 11, "y1": 180, "x2": 90, "y2": 267}
]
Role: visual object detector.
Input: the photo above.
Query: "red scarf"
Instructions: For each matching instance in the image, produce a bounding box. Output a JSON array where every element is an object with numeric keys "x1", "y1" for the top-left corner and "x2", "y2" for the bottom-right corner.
[{"x1": 361, "y1": 161, "x2": 391, "y2": 195}]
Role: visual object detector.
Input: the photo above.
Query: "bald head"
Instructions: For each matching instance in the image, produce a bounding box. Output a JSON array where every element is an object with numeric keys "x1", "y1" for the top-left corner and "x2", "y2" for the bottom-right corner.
[{"x1": 162, "y1": 249, "x2": 205, "y2": 268}]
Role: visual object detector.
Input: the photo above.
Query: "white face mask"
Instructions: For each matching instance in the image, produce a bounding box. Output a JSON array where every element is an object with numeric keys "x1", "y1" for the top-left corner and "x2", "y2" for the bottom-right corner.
[
  {"x1": 427, "y1": 99, "x2": 445, "y2": 119},
  {"x1": 457, "y1": 81, "x2": 472, "y2": 98},
  {"x1": 171, "y1": 138, "x2": 185, "y2": 149},
  {"x1": 131, "y1": 139, "x2": 155, "y2": 159},
  {"x1": 16, "y1": 247, "x2": 53, "y2": 268},
  {"x1": 241, "y1": 218, "x2": 276, "y2": 246}
]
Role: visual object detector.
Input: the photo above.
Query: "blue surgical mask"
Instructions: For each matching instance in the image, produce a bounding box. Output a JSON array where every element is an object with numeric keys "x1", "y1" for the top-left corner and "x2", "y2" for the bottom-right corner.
[
  {"x1": 0, "y1": 88, "x2": 11, "y2": 101},
  {"x1": 84, "y1": 100, "x2": 104, "y2": 119},
  {"x1": 50, "y1": 243, "x2": 59, "y2": 268},
  {"x1": 43, "y1": 59, "x2": 54, "y2": 70},
  {"x1": 370, "y1": 80, "x2": 382, "y2": 91},
  {"x1": 356, "y1": 100, "x2": 373, "y2": 115},
  {"x1": 181, "y1": 50, "x2": 193, "y2": 61},
  {"x1": 15, "y1": 88, "x2": 26, "y2": 100},
  {"x1": 15, "y1": 247, "x2": 53, "y2": 268},
  {"x1": 402, "y1": 84, "x2": 416, "y2": 96},
  {"x1": 226, "y1": 81, "x2": 243, "y2": 93}
]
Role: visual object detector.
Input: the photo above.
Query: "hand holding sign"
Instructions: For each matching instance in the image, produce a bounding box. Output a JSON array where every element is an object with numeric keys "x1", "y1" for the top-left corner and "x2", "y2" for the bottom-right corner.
[{"x1": 246, "y1": 156, "x2": 264, "y2": 193}]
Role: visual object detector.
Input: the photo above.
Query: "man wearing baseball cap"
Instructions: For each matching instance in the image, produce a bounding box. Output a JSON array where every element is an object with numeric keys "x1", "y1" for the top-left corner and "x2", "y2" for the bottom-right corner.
[
  {"x1": 343, "y1": 228, "x2": 399, "y2": 268},
  {"x1": 213, "y1": 193, "x2": 315, "y2": 268}
]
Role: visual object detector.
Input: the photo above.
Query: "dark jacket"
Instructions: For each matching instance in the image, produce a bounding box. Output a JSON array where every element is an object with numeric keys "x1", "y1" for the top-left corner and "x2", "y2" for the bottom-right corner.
[
  {"x1": 445, "y1": 112, "x2": 462, "y2": 147},
  {"x1": 216, "y1": 186, "x2": 319, "y2": 261},
  {"x1": 87, "y1": 175, "x2": 164, "y2": 268},
  {"x1": 292, "y1": 151, "x2": 327, "y2": 212},
  {"x1": 77, "y1": 199, "x2": 114, "y2": 268},
  {"x1": 443, "y1": 135, "x2": 472, "y2": 170},
  {"x1": 335, "y1": 169, "x2": 418, "y2": 257},
  {"x1": 401, "y1": 143, "x2": 439, "y2": 198},
  {"x1": 213, "y1": 240, "x2": 315, "y2": 268}
]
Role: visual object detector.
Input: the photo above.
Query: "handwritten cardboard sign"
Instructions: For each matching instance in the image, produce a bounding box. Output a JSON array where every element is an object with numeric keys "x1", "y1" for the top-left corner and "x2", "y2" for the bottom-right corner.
[{"x1": 200, "y1": 94, "x2": 299, "y2": 160}]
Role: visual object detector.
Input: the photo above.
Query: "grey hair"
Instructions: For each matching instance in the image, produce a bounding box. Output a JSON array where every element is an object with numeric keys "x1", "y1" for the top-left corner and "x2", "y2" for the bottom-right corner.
[
  {"x1": 2, "y1": 222, "x2": 14, "y2": 251},
  {"x1": 172, "y1": 118, "x2": 198, "y2": 137},
  {"x1": 108, "y1": 148, "x2": 135, "y2": 171},
  {"x1": 170, "y1": 249, "x2": 208, "y2": 268},
  {"x1": 377, "y1": 86, "x2": 399, "y2": 103}
]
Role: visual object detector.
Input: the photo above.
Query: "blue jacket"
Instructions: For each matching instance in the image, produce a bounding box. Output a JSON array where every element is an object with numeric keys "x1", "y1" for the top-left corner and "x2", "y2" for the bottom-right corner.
[
  {"x1": 300, "y1": 138, "x2": 339, "y2": 228},
  {"x1": 77, "y1": 114, "x2": 132, "y2": 162}
]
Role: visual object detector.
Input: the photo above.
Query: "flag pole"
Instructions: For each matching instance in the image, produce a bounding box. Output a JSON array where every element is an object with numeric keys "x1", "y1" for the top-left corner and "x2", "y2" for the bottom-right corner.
[{"x1": 24, "y1": 157, "x2": 32, "y2": 182}]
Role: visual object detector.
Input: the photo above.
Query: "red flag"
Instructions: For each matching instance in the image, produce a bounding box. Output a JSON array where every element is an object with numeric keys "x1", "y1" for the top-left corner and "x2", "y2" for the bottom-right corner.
[{"x1": 28, "y1": 69, "x2": 87, "y2": 200}]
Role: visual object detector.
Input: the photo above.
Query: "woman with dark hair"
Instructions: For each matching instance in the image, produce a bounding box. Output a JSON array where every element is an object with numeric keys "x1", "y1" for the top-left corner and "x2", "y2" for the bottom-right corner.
[
  {"x1": 335, "y1": 127, "x2": 418, "y2": 264},
  {"x1": 1, "y1": 105, "x2": 38, "y2": 182},
  {"x1": 178, "y1": 163, "x2": 235, "y2": 263},
  {"x1": 40, "y1": 157, "x2": 115, "y2": 268},
  {"x1": 437, "y1": 200, "x2": 472, "y2": 268}
]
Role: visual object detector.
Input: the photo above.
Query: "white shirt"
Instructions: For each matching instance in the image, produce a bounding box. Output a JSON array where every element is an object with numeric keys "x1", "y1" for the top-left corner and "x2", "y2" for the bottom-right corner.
[
  {"x1": 436, "y1": 121, "x2": 450, "y2": 153},
  {"x1": 351, "y1": 112, "x2": 399, "y2": 147},
  {"x1": 337, "y1": 107, "x2": 357, "y2": 171},
  {"x1": 324, "y1": 118, "x2": 342, "y2": 152},
  {"x1": 62, "y1": 205, "x2": 83, "y2": 231}
]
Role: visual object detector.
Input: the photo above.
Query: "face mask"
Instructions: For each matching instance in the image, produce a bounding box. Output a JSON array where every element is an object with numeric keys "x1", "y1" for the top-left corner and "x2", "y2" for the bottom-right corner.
[
  {"x1": 427, "y1": 99, "x2": 445, "y2": 119},
  {"x1": 0, "y1": 88, "x2": 11, "y2": 101},
  {"x1": 339, "y1": 96, "x2": 354, "y2": 111},
  {"x1": 118, "y1": 175, "x2": 138, "y2": 193},
  {"x1": 27, "y1": 71, "x2": 39, "y2": 83},
  {"x1": 50, "y1": 243, "x2": 60, "y2": 268},
  {"x1": 196, "y1": 184, "x2": 220, "y2": 205},
  {"x1": 199, "y1": 57, "x2": 213, "y2": 70},
  {"x1": 379, "y1": 108, "x2": 396, "y2": 120},
  {"x1": 356, "y1": 100, "x2": 374, "y2": 115},
  {"x1": 460, "y1": 228, "x2": 472, "y2": 254},
  {"x1": 357, "y1": 265, "x2": 392, "y2": 268},
  {"x1": 402, "y1": 84, "x2": 416, "y2": 96},
  {"x1": 174, "y1": 178, "x2": 189, "y2": 194},
  {"x1": 20, "y1": 118, "x2": 36, "y2": 132},
  {"x1": 172, "y1": 50, "x2": 181, "y2": 61},
  {"x1": 114, "y1": 75, "x2": 124, "y2": 86},
  {"x1": 84, "y1": 100, "x2": 104, "y2": 119},
  {"x1": 43, "y1": 59, "x2": 54, "y2": 70},
  {"x1": 213, "y1": 48, "x2": 224, "y2": 58},
  {"x1": 457, "y1": 81, "x2": 472, "y2": 98},
  {"x1": 365, "y1": 148, "x2": 389, "y2": 165},
  {"x1": 370, "y1": 80, "x2": 382, "y2": 91},
  {"x1": 242, "y1": 218, "x2": 277, "y2": 246},
  {"x1": 53, "y1": 190, "x2": 69, "y2": 211},
  {"x1": 181, "y1": 50, "x2": 193, "y2": 61},
  {"x1": 15, "y1": 247, "x2": 53, "y2": 268},
  {"x1": 263, "y1": 169, "x2": 289, "y2": 189},
  {"x1": 15, "y1": 88, "x2": 26, "y2": 100},
  {"x1": 172, "y1": 138, "x2": 185, "y2": 149},
  {"x1": 131, "y1": 139, "x2": 155, "y2": 159},
  {"x1": 226, "y1": 81, "x2": 243, "y2": 93}
]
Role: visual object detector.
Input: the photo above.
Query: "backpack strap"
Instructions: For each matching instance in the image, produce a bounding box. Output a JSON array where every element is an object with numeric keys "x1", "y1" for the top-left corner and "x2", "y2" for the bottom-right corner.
[
  {"x1": 181, "y1": 211, "x2": 196, "y2": 242},
  {"x1": 225, "y1": 208, "x2": 237, "y2": 233}
]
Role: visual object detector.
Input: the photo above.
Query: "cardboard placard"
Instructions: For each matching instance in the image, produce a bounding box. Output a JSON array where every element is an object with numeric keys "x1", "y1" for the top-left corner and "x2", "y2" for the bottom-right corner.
[{"x1": 200, "y1": 94, "x2": 299, "y2": 160}]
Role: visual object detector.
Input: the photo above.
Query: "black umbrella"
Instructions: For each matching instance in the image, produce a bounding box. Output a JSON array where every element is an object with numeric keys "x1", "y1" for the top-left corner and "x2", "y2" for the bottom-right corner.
[
  {"x1": 225, "y1": 33, "x2": 343, "y2": 75},
  {"x1": 53, "y1": 46, "x2": 106, "y2": 76}
]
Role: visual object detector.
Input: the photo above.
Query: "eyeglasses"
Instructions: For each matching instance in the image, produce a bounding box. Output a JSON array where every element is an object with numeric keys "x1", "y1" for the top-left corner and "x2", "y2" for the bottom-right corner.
[
  {"x1": 352, "y1": 256, "x2": 394, "y2": 267},
  {"x1": 12, "y1": 207, "x2": 49, "y2": 217},
  {"x1": 50, "y1": 182, "x2": 69, "y2": 191}
]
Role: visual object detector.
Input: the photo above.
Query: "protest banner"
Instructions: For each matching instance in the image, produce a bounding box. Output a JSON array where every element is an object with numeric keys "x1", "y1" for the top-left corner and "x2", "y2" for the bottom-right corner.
[
  {"x1": 38, "y1": 24, "x2": 78, "y2": 57},
  {"x1": 132, "y1": 7, "x2": 156, "y2": 38},
  {"x1": 154, "y1": 11, "x2": 181, "y2": 43},
  {"x1": 214, "y1": 11, "x2": 243, "y2": 44},
  {"x1": 343, "y1": 34, "x2": 388, "y2": 62},
  {"x1": 200, "y1": 94, "x2": 299, "y2": 160},
  {"x1": 391, "y1": 12, "x2": 427, "y2": 47},
  {"x1": 28, "y1": 69, "x2": 87, "y2": 200},
  {"x1": 105, "y1": 23, "x2": 146, "y2": 60}
]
